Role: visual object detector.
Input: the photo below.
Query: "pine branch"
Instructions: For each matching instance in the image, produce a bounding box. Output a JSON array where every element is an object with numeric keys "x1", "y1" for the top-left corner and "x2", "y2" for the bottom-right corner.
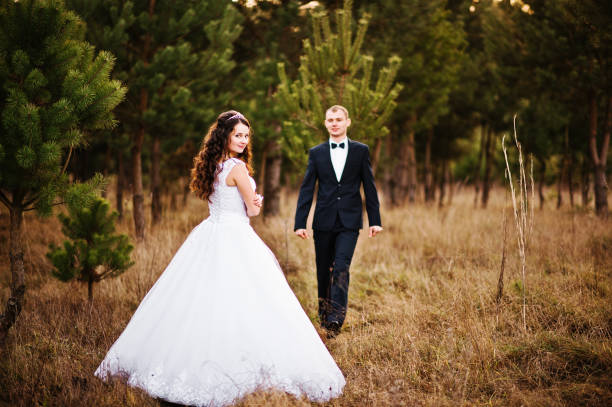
[
  {"x1": 58, "y1": 147, "x2": 73, "y2": 179},
  {"x1": 83, "y1": 54, "x2": 111, "y2": 89},
  {"x1": 23, "y1": 201, "x2": 65, "y2": 212},
  {"x1": 296, "y1": 116, "x2": 320, "y2": 132},
  {"x1": 22, "y1": 193, "x2": 39, "y2": 208},
  {"x1": 0, "y1": 190, "x2": 12, "y2": 209},
  {"x1": 124, "y1": 41, "x2": 142, "y2": 55}
]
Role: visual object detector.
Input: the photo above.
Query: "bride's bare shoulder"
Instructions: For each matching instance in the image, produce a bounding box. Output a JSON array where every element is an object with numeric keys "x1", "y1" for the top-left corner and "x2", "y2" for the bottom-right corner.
[{"x1": 226, "y1": 159, "x2": 248, "y2": 186}]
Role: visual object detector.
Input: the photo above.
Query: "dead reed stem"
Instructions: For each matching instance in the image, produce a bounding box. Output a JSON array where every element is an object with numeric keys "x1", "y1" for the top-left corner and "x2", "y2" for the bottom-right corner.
[{"x1": 501, "y1": 115, "x2": 534, "y2": 331}]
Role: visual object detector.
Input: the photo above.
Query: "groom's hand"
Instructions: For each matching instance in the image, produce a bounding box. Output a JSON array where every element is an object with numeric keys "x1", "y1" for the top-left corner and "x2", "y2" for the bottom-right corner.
[
  {"x1": 295, "y1": 229, "x2": 309, "y2": 239},
  {"x1": 368, "y1": 226, "x2": 383, "y2": 238}
]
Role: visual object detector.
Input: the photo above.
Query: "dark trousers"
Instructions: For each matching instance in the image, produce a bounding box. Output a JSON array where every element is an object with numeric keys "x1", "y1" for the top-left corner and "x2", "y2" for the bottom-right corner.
[{"x1": 313, "y1": 220, "x2": 359, "y2": 328}]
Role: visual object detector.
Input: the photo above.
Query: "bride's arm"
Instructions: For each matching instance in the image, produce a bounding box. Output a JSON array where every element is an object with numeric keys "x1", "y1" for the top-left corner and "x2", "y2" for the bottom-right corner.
[{"x1": 227, "y1": 162, "x2": 260, "y2": 217}]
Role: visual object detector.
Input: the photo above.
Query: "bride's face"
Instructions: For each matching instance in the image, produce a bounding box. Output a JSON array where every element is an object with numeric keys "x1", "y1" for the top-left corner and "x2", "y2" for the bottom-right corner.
[{"x1": 227, "y1": 123, "x2": 250, "y2": 156}]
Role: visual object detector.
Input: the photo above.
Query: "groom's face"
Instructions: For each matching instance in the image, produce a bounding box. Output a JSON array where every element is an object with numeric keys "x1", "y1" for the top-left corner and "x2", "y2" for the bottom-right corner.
[{"x1": 324, "y1": 110, "x2": 351, "y2": 139}]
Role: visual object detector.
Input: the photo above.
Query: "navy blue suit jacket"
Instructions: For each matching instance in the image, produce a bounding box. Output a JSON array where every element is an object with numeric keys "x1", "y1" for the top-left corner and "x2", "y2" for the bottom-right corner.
[{"x1": 294, "y1": 139, "x2": 382, "y2": 231}]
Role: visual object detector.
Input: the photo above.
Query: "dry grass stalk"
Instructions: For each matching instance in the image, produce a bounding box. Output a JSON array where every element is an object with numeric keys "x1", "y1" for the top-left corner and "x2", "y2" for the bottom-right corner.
[
  {"x1": 496, "y1": 184, "x2": 508, "y2": 303},
  {"x1": 501, "y1": 115, "x2": 535, "y2": 331}
]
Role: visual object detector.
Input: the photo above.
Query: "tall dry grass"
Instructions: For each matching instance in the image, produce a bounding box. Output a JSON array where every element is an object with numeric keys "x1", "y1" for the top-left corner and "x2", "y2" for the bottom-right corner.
[
  {"x1": 502, "y1": 121, "x2": 535, "y2": 331},
  {"x1": 0, "y1": 187, "x2": 611, "y2": 406}
]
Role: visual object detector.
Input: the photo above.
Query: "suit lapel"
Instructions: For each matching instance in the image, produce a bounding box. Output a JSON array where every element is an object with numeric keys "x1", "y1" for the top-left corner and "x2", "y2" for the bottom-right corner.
[
  {"x1": 321, "y1": 142, "x2": 336, "y2": 178},
  {"x1": 339, "y1": 139, "x2": 355, "y2": 183}
]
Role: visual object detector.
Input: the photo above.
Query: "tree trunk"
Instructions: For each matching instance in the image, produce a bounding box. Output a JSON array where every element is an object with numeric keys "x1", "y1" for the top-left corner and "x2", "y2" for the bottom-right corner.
[
  {"x1": 424, "y1": 128, "x2": 434, "y2": 203},
  {"x1": 393, "y1": 137, "x2": 408, "y2": 205},
  {"x1": 566, "y1": 126, "x2": 574, "y2": 207},
  {"x1": 556, "y1": 124, "x2": 569, "y2": 209},
  {"x1": 102, "y1": 143, "x2": 112, "y2": 198},
  {"x1": 395, "y1": 116, "x2": 417, "y2": 205},
  {"x1": 594, "y1": 164, "x2": 608, "y2": 217},
  {"x1": 132, "y1": 7, "x2": 154, "y2": 239},
  {"x1": 407, "y1": 114, "x2": 417, "y2": 203},
  {"x1": 151, "y1": 135, "x2": 162, "y2": 225},
  {"x1": 568, "y1": 160, "x2": 575, "y2": 207},
  {"x1": 132, "y1": 123, "x2": 146, "y2": 240},
  {"x1": 182, "y1": 180, "x2": 190, "y2": 207},
  {"x1": 263, "y1": 138, "x2": 282, "y2": 217},
  {"x1": 589, "y1": 94, "x2": 611, "y2": 218},
  {"x1": 0, "y1": 206, "x2": 26, "y2": 344},
  {"x1": 258, "y1": 148, "x2": 267, "y2": 196},
  {"x1": 397, "y1": 134, "x2": 417, "y2": 204},
  {"x1": 474, "y1": 124, "x2": 486, "y2": 208},
  {"x1": 481, "y1": 126, "x2": 492, "y2": 208},
  {"x1": 557, "y1": 157, "x2": 566, "y2": 209},
  {"x1": 581, "y1": 156, "x2": 590, "y2": 208},
  {"x1": 438, "y1": 160, "x2": 447, "y2": 208},
  {"x1": 447, "y1": 164, "x2": 455, "y2": 206},
  {"x1": 170, "y1": 192, "x2": 177, "y2": 211},
  {"x1": 538, "y1": 158, "x2": 546, "y2": 210},
  {"x1": 372, "y1": 137, "x2": 383, "y2": 175},
  {"x1": 116, "y1": 150, "x2": 124, "y2": 220},
  {"x1": 384, "y1": 131, "x2": 396, "y2": 204}
]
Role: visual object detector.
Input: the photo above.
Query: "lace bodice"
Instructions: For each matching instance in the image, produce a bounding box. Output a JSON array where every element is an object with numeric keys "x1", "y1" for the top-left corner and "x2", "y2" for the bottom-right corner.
[{"x1": 208, "y1": 158, "x2": 255, "y2": 223}]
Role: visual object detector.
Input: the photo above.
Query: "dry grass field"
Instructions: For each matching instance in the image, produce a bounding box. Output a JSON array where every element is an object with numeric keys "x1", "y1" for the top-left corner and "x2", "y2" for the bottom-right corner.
[{"x1": 0, "y1": 188, "x2": 611, "y2": 406}]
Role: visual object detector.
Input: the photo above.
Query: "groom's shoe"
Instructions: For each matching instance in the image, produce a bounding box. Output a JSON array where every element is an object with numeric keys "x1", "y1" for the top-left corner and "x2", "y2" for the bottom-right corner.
[{"x1": 326, "y1": 321, "x2": 341, "y2": 338}]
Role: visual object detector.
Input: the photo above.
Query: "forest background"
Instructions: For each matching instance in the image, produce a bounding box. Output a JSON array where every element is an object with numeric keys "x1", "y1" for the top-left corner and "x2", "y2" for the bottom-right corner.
[{"x1": 0, "y1": 0, "x2": 611, "y2": 406}]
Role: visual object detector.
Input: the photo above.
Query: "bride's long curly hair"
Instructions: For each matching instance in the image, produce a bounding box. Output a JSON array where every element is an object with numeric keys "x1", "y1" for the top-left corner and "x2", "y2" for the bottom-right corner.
[{"x1": 190, "y1": 110, "x2": 253, "y2": 202}]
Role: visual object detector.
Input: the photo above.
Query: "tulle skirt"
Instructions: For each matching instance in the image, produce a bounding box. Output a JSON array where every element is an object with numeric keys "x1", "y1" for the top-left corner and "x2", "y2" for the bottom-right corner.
[{"x1": 94, "y1": 216, "x2": 345, "y2": 406}]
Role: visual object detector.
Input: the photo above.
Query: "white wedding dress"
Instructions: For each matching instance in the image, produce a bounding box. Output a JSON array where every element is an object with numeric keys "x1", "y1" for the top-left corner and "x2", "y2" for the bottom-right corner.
[{"x1": 94, "y1": 158, "x2": 345, "y2": 406}]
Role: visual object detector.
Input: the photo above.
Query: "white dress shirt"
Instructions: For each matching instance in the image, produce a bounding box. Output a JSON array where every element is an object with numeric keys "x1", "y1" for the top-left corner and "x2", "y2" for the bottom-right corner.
[{"x1": 329, "y1": 137, "x2": 348, "y2": 182}]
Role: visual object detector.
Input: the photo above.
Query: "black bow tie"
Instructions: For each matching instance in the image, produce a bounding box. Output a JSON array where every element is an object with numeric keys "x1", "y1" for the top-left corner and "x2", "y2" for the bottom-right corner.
[{"x1": 331, "y1": 142, "x2": 345, "y2": 149}]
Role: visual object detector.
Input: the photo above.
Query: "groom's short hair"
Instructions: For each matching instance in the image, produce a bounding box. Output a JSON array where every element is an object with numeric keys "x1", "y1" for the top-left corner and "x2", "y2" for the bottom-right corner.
[{"x1": 326, "y1": 105, "x2": 349, "y2": 119}]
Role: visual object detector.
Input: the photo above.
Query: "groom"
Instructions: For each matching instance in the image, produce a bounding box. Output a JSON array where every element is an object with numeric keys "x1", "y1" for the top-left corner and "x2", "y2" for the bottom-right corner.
[{"x1": 294, "y1": 105, "x2": 383, "y2": 336}]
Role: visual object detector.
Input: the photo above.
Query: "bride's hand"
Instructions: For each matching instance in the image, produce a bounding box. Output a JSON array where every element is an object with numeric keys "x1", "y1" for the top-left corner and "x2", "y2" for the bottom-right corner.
[{"x1": 253, "y1": 194, "x2": 264, "y2": 208}]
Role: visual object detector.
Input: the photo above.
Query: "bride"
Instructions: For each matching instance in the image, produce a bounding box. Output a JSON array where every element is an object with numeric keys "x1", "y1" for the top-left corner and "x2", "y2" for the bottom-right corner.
[{"x1": 94, "y1": 111, "x2": 346, "y2": 406}]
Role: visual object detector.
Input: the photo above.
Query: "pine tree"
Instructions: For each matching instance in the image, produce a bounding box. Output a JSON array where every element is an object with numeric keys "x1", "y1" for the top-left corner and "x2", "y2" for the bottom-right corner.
[
  {"x1": 66, "y1": 0, "x2": 243, "y2": 235},
  {"x1": 0, "y1": 0, "x2": 126, "y2": 342},
  {"x1": 517, "y1": 0, "x2": 611, "y2": 217},
  {"x1": 485, "y1": 0, "x2": 611, "y2": 215},
  {"x1": 276, "y1": 0, "x2": 402, "y2": 171},
  {"x1": 47, "y1": 198, "x2": 134, "y2": 302},
  {"x1": 230, "y1": 0, "x2": 309, "y2": 216},
  {"x1": 234, "y1": 57, "x2": 286, "y2": 216},
  {"x1": 364, "y1": 0, "x2": 466, "y2": 204}
]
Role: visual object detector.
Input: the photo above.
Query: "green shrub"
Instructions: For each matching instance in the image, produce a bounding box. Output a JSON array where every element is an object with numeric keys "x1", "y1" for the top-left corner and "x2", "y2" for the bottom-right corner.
[{"x1": 47, "y1": 198, "x2": 133, "y2": 301}]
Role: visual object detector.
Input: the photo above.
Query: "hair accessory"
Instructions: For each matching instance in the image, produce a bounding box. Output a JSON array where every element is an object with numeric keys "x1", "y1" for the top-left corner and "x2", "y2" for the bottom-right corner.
[{"x1": 227, "y1": 112, "x2": 244, "y2": 121}]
